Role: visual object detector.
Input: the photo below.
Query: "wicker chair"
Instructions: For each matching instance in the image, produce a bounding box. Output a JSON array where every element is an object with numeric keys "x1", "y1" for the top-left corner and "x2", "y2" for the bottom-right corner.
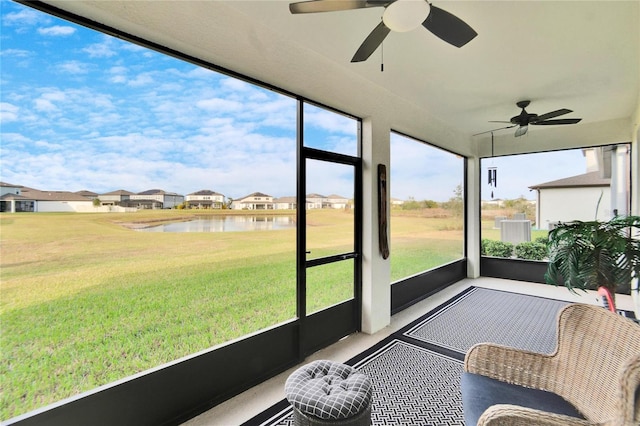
[{"x1": 462, "y1": 303, "x2": 640, "y2": 426}]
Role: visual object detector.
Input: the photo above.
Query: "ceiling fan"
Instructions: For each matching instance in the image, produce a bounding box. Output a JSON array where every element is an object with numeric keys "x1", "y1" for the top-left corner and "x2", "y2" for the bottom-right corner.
[
  {"x1": 477, "y1": 100, "x2": 583, "y2": 137},
  {"x1": 289, "y1": 0, "x2": 477, "y2": 62}
]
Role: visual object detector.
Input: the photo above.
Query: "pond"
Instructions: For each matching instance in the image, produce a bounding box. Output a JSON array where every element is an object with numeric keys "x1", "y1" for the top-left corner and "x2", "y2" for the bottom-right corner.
[{"x1": 137, "y1": 215, "x2": 295, "y2": 232}]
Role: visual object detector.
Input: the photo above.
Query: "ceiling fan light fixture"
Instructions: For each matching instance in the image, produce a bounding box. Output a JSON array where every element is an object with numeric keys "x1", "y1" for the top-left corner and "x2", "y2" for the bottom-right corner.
[{"x1": 382, "y1": 0, "x2": 430, "y2": 32}]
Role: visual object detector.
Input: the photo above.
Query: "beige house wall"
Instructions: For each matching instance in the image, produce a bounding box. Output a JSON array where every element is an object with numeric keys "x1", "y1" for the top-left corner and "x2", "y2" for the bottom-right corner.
[{"x1": 538, "y1": 186, "x2": 611, "y2": 229}]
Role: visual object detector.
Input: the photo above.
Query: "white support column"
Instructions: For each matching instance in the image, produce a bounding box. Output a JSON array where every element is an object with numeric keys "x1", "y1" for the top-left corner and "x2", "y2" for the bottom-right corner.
[
  {"x1": 361, "y1": 117, "x2": 391, "y2": 334},
  {"x1": 466, "y1": 156, "x2": 481, "y2": 278},
  {"x1": 632, "y1": 128, "x2": 640, "y2": 216}
]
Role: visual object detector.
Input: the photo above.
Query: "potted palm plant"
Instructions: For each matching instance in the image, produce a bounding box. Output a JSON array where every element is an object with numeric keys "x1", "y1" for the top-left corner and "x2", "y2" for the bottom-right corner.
[{"x1": 545, "y1": 215, "x2": 640, "y2": 314}]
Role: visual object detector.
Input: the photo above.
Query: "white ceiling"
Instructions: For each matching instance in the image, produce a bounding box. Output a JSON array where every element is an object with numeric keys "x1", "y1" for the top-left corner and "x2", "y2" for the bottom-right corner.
[
  {"x1": 44, "y1": 0, "x2": 639, "y2": 156},
  {"x1": 226, "y1": 0, "x2": 640, "y2": 134}
]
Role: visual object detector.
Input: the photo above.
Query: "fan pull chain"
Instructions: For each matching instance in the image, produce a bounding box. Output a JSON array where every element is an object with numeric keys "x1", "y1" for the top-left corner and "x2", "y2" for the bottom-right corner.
[{"x1": 381, "y1": 42, "x2": 384, "y2": 72}]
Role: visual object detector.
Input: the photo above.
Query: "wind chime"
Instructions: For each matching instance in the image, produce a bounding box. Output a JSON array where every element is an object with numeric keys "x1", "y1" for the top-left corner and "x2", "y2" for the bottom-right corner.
[{"x1": 488, "y1": 132, "x2": 498, "y2": 199}]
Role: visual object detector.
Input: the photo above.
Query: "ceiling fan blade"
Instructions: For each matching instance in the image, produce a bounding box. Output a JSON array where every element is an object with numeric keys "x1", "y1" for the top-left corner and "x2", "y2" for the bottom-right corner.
[
  {"x1": 351, "y1": 21, "x2": 391, "y2": 62},
  {"x1": 422, "y1": 5, "x2": 477, "y2": 48},
  {"x1": 533, "y1": 118, "x2": 582, "y2": 125},
  {"x1": 515, "y1": 125, "x2": 528, "y2": 137},
  {"x1": 533, "y1": 108, "x2": 572, "y2": 122},
  {"x1": 289, "y1": 0, "x2": 386, "y2": 14}
]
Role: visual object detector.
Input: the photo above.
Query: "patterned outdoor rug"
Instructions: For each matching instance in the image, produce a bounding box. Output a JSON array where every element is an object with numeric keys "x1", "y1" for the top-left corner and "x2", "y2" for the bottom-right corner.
[
  {"x1": 242, "y1": 287, "x2": 572, "y2": 426},
  {"x1": 403, "y1": 287, "x2": 569, "y2": 355}
]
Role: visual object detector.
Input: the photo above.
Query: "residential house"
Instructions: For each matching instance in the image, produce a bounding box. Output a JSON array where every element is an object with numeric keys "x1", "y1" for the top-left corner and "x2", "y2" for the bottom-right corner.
[
  {"x1": 326, "y1": 194, "x2": 350, "y2": 209},
  {"x1": 529, "y1": 146, "x2": 630, "y2": 228},
  {"x1": 0, "y1": 182, "x2": 32, "y2": 212},
  {"x1": 273, "y1": 196, "x2": 297, "y2": 210},
  {"x1": 306, "y1": 193, "x2": 328, "y2": 209},
  {"x1": 232, "y1": 192, "x2": 274, "y2": 210},
  {"x1": 390, "y1": 197, "x2": 405, "y2": 207},
  {"x1": 186, "y1": 189, "x2": 225, "y2": 209},
  {"x1": 530, "y1": 172, "x2": 611, "y2": 228},
  {"x1": 75, "y1": 190, "x2": 98, "y2": 200},
  {"x1": 0, "y1": 181, "x2": 22, "y2": 198},
  {"x1": 126, "y1": 189, "x2": 185, "y2": 209},
  {"x1": 0, "y1": 192, "x2": 33, "y2": 213},
  {"x1": 99, "y1": 189, "x2": 134, "y2": 206},
  {"x1": 16, "y1": 187, "x2": 94, "y2": 212}
]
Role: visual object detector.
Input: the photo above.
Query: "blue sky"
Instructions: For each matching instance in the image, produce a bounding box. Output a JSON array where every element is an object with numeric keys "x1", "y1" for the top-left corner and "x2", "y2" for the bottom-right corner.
[{"x1": 0, "y1": 0, "x2": 586, "y2": 201}]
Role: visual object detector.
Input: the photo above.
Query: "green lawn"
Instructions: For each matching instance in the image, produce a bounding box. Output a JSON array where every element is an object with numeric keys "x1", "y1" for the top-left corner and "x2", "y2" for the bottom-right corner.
[
  {"x1": 0, "y1": 209, "x2": 463, "y2": 419},
  {"x1": 390, "y1": 212, "x2": 463, "y2": 280}
]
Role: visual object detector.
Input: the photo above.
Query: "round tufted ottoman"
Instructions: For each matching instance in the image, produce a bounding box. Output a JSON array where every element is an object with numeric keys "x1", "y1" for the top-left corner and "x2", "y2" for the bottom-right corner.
[{"x1": 284, "y1": 360, "x2": 372, "y2": 426}]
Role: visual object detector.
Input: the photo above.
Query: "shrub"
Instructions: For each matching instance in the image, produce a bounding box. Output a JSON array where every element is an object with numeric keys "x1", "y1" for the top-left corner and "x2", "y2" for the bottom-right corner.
[
  {"x1": 482, "y1": 239, "x2": 514, "y2": 258},
  {"x1": 481, "y1": 239, "x2": 490, "y2": 255},
  {"x1": 534, "y1": 236, "x2": 548, "y2": 245},
  {"x1": 515, "y1": 241, "x2": 548, "y2": 261}
]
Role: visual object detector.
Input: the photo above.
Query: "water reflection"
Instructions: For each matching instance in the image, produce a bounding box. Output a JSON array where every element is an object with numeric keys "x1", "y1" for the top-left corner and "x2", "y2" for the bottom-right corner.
[{"x1": 137, "y1": 216, "x2": 295, "y2": 232}]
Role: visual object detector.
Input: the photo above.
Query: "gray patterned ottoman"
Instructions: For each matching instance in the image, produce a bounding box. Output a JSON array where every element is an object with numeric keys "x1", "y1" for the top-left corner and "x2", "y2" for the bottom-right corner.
[{"x1": 284, "y1": 360, "x2": 372, "y2": 426}]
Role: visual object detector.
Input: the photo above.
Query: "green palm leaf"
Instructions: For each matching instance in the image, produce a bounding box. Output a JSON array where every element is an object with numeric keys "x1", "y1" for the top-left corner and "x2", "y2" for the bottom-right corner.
[{"x1": 545, "y1": 216, "x2": 640, "y2": 295}]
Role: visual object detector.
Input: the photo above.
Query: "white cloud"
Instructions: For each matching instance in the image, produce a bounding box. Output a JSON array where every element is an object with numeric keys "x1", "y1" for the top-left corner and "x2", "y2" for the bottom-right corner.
[
  {"x1": 90, "y1": 94, "x2": 115, "y2": 109},
  {"x1": 305, "y1": 107, "x2": 357, "y2": 134},
  {"x1": 220, "y1": 77, "x2": 254, "y2": 93},
  {"x1": 120, "y1": 43, "x2": 144, "y2": 51},
  {"x1": 0, "y1": 132, "x2": 31, "y2": 150},
  {"x1": 109, "y1": 66, "x2": 128, "y2": 74},
  {"x1": 34, "y1": 98, "x2": 57, "y2": 112},
  {"x1": 42, "y1": 91, "x2": 66, "y2": 102},
  {"x1": 108, "y1": 67, "x2": 128, "y2": 84},
  {"x1": 196, "y1": 98, "x2": 244, "y2": 113},
  {"x1": 38, "y1": 25, "x2": 76, "y2": 36},
  {"x1": 0, "y1": 49, "x2": 31, "y2": 58},
  {"x1": 128, "y1": 72, "x2": 154, "y2": 87},
  {"x1": 34, "y1": 139, "x2": 64, "y2": 151},
  {"x1": 0, "y1": 102, "x2": 19, "y2": 122},
  {"x1": 32, "y1": 90, "x2": 67, "y2": 112},
  {"x1": 109, "y1": 75, "x2": 127, "y2": 84},
  {"x1": 187, "y1": 67, "x2": 217, "y2": 80},
  {"x1": 57, "y1": 60, "x2": 90, "y2": 75},
  {"x1": 2, "y1": 8, "x2": 45, "y2": 27},
  {"x1": 82, "y1": 37, "x2": 117, "y2": 58}
]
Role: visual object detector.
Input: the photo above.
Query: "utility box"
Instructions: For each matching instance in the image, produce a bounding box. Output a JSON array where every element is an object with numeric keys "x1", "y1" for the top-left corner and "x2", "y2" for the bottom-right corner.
[
  {"x1": 501, "y1": 220, "x2": 531, "y2": 244},
  {"x1": 513, "y1": 213, "x2": 527, "y2": 220},
  {"x1": 494, "y1": 216, "x2": 507, "y2": 229}
]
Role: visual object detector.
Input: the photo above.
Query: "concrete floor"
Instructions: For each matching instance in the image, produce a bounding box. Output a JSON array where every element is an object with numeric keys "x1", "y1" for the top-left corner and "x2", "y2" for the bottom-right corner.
[{"x1": 182, "y1": 276, "x2": 635, "y2": 426}]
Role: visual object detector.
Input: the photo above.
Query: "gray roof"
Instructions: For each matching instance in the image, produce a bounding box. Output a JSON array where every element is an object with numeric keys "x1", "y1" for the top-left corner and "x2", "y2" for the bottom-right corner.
[
  {"x1": 138, "y1": 189, "x2": 166, "y2": 195},
  {"x1": 102, "y1": 189, "x2": 134, "y2": 195},
  {"x1": 189, "y1": 189, "x2": 224, "y2": 196},
  {"x1": 137, "y1": 189, "x2": 182, "y2": 196},
  {"x1": 75, "y1": 190, "x2": 98, "y2": 197},
  {"x1": 20, "y1": 187, "x2": 93, "y2": 202},
  {"x1": 274, "y1": 196, "x2": 296, "y2": 203},
  {"x1": 0, "y1": 193, "x2": 30, "y2": 200},
  {"x1": 0, "y1": 181, "x2": 23, "y2": 188},
  {"x1": 238, "y1": 192, "x2": 272, "y2": 200},
  {"x1": 529, "y1": 171, "x2": 610, "y2": 190}
]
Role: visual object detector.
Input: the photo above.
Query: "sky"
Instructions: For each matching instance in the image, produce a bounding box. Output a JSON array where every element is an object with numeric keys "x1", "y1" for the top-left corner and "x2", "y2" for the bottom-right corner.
[{"x1": 0, "y1": 0, "x2": 587, "y2": 202}]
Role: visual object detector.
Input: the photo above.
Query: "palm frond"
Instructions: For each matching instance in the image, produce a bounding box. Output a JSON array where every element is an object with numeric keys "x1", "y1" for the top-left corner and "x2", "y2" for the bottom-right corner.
[{"x1": 545, "y1": 215, "x2": 640, "y2": 294}]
